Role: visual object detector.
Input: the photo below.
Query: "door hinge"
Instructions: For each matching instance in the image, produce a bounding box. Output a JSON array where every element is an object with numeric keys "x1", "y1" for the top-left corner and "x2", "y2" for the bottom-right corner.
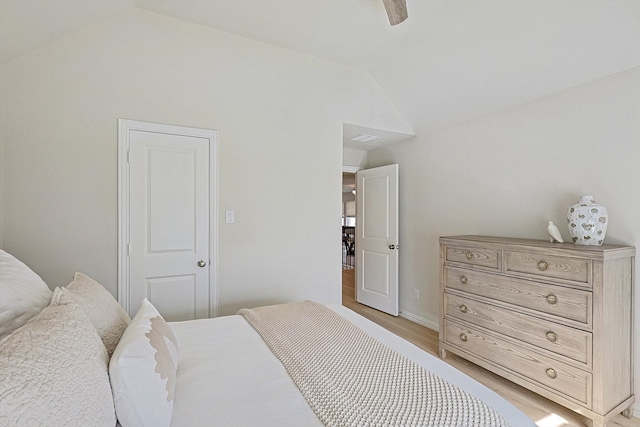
[
  {"x1": 127, "y1": 150, "x2": 131, "y2": 164},
  {"x1": 127, "y1": 243, "x2": 131, "y2": 256}
]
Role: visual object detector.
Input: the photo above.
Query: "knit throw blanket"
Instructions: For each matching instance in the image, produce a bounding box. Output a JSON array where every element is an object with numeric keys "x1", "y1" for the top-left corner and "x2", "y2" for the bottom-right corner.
[{"x1": 238, "y1": 301, "x2": 511, "y2": 427}]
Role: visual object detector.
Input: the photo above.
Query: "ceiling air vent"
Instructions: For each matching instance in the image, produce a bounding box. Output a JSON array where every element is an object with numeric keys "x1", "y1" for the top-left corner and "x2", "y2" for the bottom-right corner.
[{"x1": 349, "y1": 134, "x2": 380, "y2": 143}]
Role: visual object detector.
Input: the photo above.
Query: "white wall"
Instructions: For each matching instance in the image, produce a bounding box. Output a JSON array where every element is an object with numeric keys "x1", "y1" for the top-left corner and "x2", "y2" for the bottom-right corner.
[
  {"x1": 0, "y1": 8, "x2": 411, "y2": 315},
  {"x1": 367, "y1": 66, "x2": 640, "y2": 406},
  {"x1": 342, "y1": 147, "x2": 367, "y2": 170}
]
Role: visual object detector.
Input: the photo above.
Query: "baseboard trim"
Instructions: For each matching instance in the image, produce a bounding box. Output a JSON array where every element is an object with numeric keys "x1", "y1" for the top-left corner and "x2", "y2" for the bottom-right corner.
[
  {"x1": 634, "y1": 403, "x2": 640, "y2": 419},
  {"x1": 399, "y1": 310, "x2": 439, "y2": 332}
]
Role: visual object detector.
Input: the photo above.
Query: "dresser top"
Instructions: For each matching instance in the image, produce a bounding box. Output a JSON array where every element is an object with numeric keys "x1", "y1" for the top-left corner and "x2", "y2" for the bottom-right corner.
[{"x1": 440, "y1": 235, "x2": 635, "y2": 259}]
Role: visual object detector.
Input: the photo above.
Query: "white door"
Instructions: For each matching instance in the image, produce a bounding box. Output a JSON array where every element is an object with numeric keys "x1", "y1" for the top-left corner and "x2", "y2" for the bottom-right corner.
[
  {"x1": 118, "y1": 120, "x2": 217, "y2": 321},
  {"x1": 355, "y1": 164, "x2": 399, "y2": 316}
]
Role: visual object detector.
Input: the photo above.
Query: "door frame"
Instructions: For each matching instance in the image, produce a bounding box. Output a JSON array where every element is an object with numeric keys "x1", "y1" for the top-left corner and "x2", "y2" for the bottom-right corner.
[
  {"x1": 343, "y1": 166, "x2": 361, "y2": 174},
  {"x1": 117, "y1": 119, "x2": 219, "y2": 317}
]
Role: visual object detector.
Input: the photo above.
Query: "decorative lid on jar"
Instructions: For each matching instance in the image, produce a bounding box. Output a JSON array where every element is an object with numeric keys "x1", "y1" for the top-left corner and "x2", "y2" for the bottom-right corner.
[{"x1": 567, "y1": 196, "x2": 608, "y2": 246}]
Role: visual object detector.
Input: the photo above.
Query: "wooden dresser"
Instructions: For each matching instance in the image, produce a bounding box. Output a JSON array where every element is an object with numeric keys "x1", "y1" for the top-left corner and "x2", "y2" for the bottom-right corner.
[{"x1": 439, "y1": 236, "x2": 635, "y2": 427}]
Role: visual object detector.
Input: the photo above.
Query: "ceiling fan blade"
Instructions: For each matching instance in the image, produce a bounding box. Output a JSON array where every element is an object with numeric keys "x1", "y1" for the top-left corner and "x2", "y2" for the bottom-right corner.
[{"x1": 382, "y1": 0, "x2": 408, "y2": 26}]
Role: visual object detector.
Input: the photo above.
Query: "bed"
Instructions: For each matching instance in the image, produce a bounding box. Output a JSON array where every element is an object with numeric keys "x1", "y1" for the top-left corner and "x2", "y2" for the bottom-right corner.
[{"x1": 0, "y1": 249, "x2": 536, "y2": 427}]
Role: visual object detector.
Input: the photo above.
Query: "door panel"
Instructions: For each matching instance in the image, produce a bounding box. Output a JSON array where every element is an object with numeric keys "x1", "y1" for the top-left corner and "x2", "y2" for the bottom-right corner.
[
  {"x1": 147, "y1": 148, "x2": 196, "y2": 252},
  {"x1": 355, "y1": 164, "x2": 399, "y2": 316},
  {"x1": 127, "y1": 128, "x2": 210, "y2": 321},
  {"x1": 146, "y1": 275, "x2": 197, "y2": 321},
  {"x1": 362, "y1": 174, "x2": 390, "y2": 238},
  {"x1": 361, "y1": 251, "x2": 389, "y2": 295}
]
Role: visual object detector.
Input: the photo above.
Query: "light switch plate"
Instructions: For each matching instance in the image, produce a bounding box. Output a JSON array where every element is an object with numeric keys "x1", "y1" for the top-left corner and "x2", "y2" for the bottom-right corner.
[{"x1": 225, "y1": 210, "x2": 235, "y2": 224}]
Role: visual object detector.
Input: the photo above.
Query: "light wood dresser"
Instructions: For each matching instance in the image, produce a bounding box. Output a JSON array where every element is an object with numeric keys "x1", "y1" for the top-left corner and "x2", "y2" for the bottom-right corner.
[{"x1": 439, "y1": 236, "x2": 635, "y2": 427}]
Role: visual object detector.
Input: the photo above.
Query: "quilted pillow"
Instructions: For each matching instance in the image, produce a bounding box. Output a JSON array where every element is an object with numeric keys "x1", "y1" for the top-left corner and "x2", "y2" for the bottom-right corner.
[
  {"x1": 0, "y1": 287, "x2": 116, "y2": 426},
  {"x1": 66, "y1": 272, "x2": 131, "y2": 357},
  {"x1": 0, "y1": 249, "x2": 52, "y2": 341},
  {"x1": 110, "y1": 299, "x2": 178, "y2": 427}
]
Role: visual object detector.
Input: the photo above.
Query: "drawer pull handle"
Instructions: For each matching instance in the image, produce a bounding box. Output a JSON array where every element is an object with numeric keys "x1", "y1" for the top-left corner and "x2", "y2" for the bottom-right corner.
[
  {"x1": 460, "y1": 333, "x2": 468, "y2": 342},
  {"x1": 466, "y1": 252, "x2": 474, "y2": 260},
  {"x1": 537, "y1": 261, "x2": 549, "y2": 271},
  {"x1": 546, "y1": 332, "x2": 558, "y2": 343},
  {"x1": 460, "y1": 304, "x2": 468, "y2": 313},
  {"x1": 546, "y1": 368, "x2": 557, "y2": 379},
  {"x1": 546, "y1": 294, "x2": 558, "y2": 305},
  {"x1": 460, "y1": 276, "x2": 468, "y2": 285}
]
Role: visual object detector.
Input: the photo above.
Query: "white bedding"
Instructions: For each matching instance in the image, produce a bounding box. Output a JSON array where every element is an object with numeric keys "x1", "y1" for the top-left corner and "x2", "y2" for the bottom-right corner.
[
  {"x1": 169, "y1": 304, "x2": 536, "y2": 427},
  {"x1": 169, "y1": 313, "x2": 322, "y2": 426}
]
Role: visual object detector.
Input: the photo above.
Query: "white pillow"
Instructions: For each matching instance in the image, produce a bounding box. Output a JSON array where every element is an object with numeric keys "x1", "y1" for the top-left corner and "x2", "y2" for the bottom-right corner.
[
  {"x1": 66, "y1": 272, "x2": 131, "y2": 357},
  {"x1": 0, "y1": 249, "x2": 52, "y2": 341},
  {"x1": 0, "y1": 287, "x2": 116, "y2": 426},
  {"x1": 110, "y1": 299, "x2": 178, "y2": 427}
]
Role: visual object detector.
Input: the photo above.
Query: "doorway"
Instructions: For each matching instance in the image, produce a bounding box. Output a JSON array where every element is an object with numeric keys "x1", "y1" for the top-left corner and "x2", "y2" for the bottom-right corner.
[
  {"x1": 342, "y1": 172, "x2": 356, "y2": 270},
  {"x1": 341, "y1": 164, "x2": 401, "y2": 316},
  {"x1": 342, "y1": 171, "x2": 357, "y2": 307}
]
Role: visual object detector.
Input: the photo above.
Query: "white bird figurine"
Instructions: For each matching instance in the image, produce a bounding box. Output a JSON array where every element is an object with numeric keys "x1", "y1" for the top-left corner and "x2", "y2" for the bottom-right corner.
[{"x1": 547, "y1": 221, "x2": 563, "y2": 243}]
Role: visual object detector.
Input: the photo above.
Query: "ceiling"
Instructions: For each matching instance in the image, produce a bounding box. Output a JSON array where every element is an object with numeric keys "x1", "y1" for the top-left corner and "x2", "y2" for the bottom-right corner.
[{"x1": 1, "y1": 0, "x2": 639, "y2": 144}]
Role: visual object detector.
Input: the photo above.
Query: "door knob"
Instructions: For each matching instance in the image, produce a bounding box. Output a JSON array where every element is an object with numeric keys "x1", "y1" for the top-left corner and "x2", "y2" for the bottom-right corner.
[
  {"x1": 546, "y1": 368, "x2": 557, "y2": 379},
  {"x1": 537, "y1": 261, "x2": 549, "y2": 271},
  {"x1": 389, "y1": 245, "x2": 395, "y2": 250},
  {"x1": 197, "y1": 260, "x2": 207, "y2": 268}
]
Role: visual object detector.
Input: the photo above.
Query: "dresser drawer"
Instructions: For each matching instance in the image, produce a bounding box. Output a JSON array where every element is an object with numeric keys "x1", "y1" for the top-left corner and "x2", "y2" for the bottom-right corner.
[
  {"x1": 444, "y1": 293, "x2": 591, "y2": 365},
  {"x1": 505, "y1": 251, "x2": 591, "y2": 287},
  {"x1": 444, "y1": 267, "x2": 592, "y2": 326},
  {"x1": 444, "y1": 319, "x2": 592, "y2": 406},
  {"x1": 445, "y1": 245, "x2": 499, "y2": 270}
]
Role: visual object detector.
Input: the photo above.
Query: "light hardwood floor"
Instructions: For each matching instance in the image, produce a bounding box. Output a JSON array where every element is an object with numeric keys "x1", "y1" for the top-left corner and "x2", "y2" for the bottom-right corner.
[{"x1": 341, "y1": 268, "x2": 639, "y2": 427}]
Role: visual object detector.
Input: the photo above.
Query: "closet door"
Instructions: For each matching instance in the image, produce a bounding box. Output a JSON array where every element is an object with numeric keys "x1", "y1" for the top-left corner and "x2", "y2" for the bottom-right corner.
[{"x1": 119, "y1": 119, "x2": 218, "y2": 321}]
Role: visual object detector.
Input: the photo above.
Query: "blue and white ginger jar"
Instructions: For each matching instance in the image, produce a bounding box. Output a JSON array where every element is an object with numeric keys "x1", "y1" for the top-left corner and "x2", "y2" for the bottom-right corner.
[{"x1": 567, "y1": 195, "x2": 608, "y2": 246}]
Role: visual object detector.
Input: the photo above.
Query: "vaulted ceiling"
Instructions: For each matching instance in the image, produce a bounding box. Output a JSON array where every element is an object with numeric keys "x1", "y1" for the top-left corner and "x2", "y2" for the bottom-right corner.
[{"x1": 2, "y1": 0, "x2": 639, "y2": 135}]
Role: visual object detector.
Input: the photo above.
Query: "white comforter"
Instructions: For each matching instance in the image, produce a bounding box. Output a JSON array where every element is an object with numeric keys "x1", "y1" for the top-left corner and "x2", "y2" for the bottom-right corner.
[{"x1": 168, "y1": 305, "x2": 536, "y2": 427}]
